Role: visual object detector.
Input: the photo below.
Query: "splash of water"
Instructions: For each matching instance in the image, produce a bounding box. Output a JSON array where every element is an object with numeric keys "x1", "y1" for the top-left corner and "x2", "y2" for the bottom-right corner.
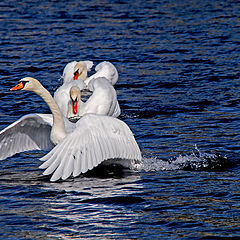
[{"x1": 140, "y1": 146, "x2": 229, "y2": 172}]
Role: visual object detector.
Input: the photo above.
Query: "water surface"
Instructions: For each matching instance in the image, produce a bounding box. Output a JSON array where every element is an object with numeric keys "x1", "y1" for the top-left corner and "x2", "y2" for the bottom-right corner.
[{"x1": 0, "y1": 0, "x2": 240, "y2": 239}]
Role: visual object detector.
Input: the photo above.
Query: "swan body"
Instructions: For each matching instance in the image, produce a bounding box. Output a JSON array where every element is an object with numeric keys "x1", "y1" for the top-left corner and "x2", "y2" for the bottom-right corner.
[
  {"x1": 67, "y1": 77, "x2": 121, "y2": 122},
  {"x1": 85, "y1": 61, "x2": 118, "y2": 87},
  {"x1": 54, "y1": 61, "x2": 93, "y2": 117},
  {"x1": 55, "y1": 61, "x2": 119, "y2": 119},
  {"x1": 2, "y1": 77, "x2": 141, "y2": 181}
]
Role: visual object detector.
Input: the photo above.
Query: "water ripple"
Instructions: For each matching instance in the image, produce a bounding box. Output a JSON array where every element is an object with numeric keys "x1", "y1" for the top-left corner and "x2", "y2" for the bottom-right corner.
[{"x1": 0, "y1": 0, "x2": 240, "y2": 239}]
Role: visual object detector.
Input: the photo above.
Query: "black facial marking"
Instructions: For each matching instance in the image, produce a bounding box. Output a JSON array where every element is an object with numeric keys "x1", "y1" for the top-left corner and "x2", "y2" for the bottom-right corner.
[{"x1": 21, "y1": 80, "x2": 29, "y2": 87}]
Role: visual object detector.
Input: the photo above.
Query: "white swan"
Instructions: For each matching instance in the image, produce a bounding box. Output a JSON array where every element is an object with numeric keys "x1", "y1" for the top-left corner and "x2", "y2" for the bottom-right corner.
[
  {"x1": 56, "y1": 61, "x2": 121, "y2": 120},
  {"x1": 54, "y1": 60, "x2": 93, "y2": 117},
  {"x1": 0, "y1": 77, "x2": 141, "y2": 181},
  {"x1": 67, "y1": 77, "x2": 121, "y2": 122},
  {"x1": 84, "y1": 61, "x2": 119, "y2": 87},
  {"x1": 61, "y1": 60, "x2": 93, "y2": 83}
]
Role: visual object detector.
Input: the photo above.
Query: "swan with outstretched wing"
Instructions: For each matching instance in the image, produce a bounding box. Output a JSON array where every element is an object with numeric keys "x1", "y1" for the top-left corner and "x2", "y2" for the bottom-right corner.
[{"x1": 1, "y1": 77, "x2": 141, "y2": 181}]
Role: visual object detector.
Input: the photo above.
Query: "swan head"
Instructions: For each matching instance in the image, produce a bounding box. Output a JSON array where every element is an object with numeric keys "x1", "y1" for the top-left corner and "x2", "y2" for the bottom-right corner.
[
  {"x1": 62, "y1": 61, "x2": 78, "y2": 83},
  {"x1": 67, "y1": 86, "x2": 81, "y2": 123},
  {"x1": 73, "y1": 61, "x2": 88, "y2": 81},
  {"x1": 10, "y1": 77, "x2": 42, "y2": 92},
  {"x1": 70, "y1": 86, "x2": 80, "y2": 113},
  {"x1": 61, "y1": 60, "x2": 93, "y2": 83}
]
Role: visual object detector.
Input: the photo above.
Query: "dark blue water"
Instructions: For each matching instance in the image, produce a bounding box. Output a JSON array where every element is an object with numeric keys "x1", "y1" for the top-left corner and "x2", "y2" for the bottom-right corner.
[{"x1": 0, "y1": 0, "x2": 240, "y2": 239}]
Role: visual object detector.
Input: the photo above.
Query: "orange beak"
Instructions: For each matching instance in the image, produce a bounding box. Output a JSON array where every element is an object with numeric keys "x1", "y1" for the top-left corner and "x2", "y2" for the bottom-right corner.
[
  {"x1": 10, "y1": 82, "x2": 24, "y2": 91},
  {"x1": 72, "y1": 100, "x2": 78, "y2": 114}
]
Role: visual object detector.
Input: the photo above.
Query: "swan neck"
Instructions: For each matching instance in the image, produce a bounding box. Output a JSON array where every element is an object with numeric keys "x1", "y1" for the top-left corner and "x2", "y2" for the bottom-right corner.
[{"x1": 34, "y1": 86, "x2": 66, "y2": 144}]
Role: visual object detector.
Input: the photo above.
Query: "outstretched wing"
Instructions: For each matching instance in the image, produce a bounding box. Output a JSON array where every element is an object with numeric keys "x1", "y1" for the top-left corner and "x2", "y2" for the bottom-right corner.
[
  {"x1": 0, "y1": 113, "x2": 54, "y2": 160},
  {"x1": 40, "y1": 114, "x2": 141, "y2": 181},
  {"x1": 112, "y1": 101, "x2": 121, "y2": 118}
]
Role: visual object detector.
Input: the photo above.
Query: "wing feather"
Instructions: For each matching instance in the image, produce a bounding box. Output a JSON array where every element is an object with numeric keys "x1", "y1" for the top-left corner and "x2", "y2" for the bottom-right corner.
[
  {"x1": 91, "y1": 133, "x2": 102, "y2": 166},
  {"x1": 82, "y1": 143, "x2": 91, "y2": 173},
  {"x1": 40, "y1": 136, "x2": 75, "y2": 173},
  {"x1": 73, "y1": 146, "x2": 83, "y2": 177},
  {"x1": 0, "y1": 114, "x2": 54, "y2": 160},
  {"x1": 40, "y1": 114, "x2": 141, "y2": 181},
  {"x1": 47, "y1": 138, "x2": 77, "y2": 181},
  {"x1": 62, "y1": 154, "x2": 75, "y2": 180},
  {"x1": 72, "y1": 147, "x2": 82, "y2": 177},
  {"x1": 41, "y1": 147, "x2": 65, "y2": 175},
  {"x1": 96, "y1": 133, "x2": 110, "y2": 160}
]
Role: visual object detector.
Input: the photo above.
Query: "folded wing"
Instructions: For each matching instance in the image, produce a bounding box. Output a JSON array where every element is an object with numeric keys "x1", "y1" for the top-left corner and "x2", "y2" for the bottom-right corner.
[{"x1": 85, "y1": 61, "x2": 118, "y2": 86}]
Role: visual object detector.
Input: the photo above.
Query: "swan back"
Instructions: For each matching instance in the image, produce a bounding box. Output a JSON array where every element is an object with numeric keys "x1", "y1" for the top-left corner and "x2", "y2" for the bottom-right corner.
[{"x1": 86, "y1": 77, "x2": 121, "y2": 117}]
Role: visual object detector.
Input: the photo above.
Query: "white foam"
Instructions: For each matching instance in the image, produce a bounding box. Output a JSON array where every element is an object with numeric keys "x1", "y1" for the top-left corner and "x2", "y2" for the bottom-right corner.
[{"x1": 138, "y1": 146, "x2": 228, "y2": 171}]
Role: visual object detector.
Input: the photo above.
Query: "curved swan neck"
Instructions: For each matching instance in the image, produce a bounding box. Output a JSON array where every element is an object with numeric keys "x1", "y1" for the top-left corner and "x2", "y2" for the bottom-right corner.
[{"x1": 34, "y1": 86, "x2": 67, "y2": 145}]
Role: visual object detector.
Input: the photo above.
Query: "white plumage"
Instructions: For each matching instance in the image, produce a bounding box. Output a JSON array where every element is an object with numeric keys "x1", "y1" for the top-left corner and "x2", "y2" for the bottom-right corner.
[
  {"x1": 40, "y1": 114, "x2": 141, "y2": 181},
  {"x1": 85, "y1": 61, "x2": 119, "y2": 87},
  {"x1": 0, "y1": 114, "x2": 53, "y2": 160},
  {"x1": 55, "y1": 60, "x2": 121, "y2": 120},
  {"x1": 54, "y1": 60, "x2": 93, "y2": 117},
  {"x1": 1, "y1": 77, "x2": 141, "y2": 181},
  {"x1": 67, "y1": 77, "x2": 120, "y2": 122}
]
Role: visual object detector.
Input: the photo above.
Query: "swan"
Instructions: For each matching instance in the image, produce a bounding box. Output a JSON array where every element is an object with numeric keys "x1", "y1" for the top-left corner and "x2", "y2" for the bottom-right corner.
[
  {"x1": 67, "y1": 77, "x2": 121, "y2": 123},
  {"x1": 61, "y1": 60, "x2": 93, "y2": 83},
  {"x1": 54, "y1": 60, "x2": 93, "y2": 117},
  {"x1": 0, "y1": 77, "x2": 141, "y2": 181},
  {"x1": 56, "y1": 61, "x2": 121, "y2": 121},
  {"x1": 84, "y1": 61, "x2": 119, "y2": 87}
]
